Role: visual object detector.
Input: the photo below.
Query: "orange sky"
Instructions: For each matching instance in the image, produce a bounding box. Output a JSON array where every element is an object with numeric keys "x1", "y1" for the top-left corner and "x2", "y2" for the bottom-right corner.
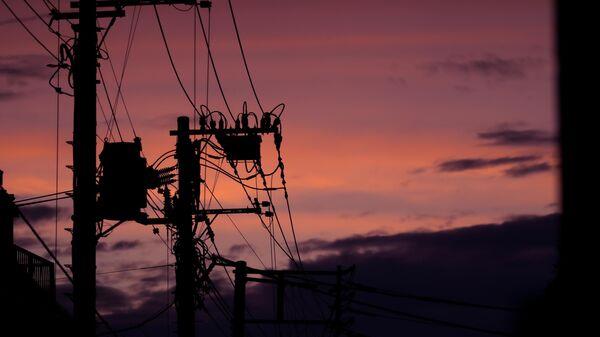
[{"x1": 1, "y1": 0, "x2": 556, "y2": 281}]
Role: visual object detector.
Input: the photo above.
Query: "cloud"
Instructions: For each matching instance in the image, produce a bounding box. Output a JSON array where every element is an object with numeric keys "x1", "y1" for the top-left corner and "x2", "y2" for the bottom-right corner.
[
  {"x1": 0, "y1": 89, "x2": 20, "y2": 101},
  {"x1": 0, "y1": 16, "x2": 37, "y2": 27},
  {"x1": 97, "y1": 240, "x2": 142, "y2": 252},
  {"x1": 437, "y1": 155, "x2": 540, "y2": 172},
  {"x1": 17, "y1": 204, "x2": 64, "y2": 222},
  {"x1": 51, "y1": 214, "x2": 558, "y2": 337},
  {"x1": 96, "y1": 285, "x2": 132, "y2": 314},
  {"x1": 0, "y1": 54, "x2": 50, "y2": 84},
  {"x1": 291, "y1": 214, "x2": 559, "y2": 337},
  {"x1": 504, "y1": 162, "x2": 552, "y2": 178},
  {"x1": 478, "y1": 126, "x2": 556, "y2": 146},
  {"x1": 424, "y1": 54, "x2": 543, "y2": 80}
]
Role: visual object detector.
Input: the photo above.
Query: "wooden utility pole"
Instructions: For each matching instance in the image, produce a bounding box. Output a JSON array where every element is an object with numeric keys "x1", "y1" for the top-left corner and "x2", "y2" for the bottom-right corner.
[
  {"x1": 175, "y1": 116, "x2": 196, "y2": 337},
  {"x1": 71, "y1": 0, "x2": 98, "y2": 336},
  {"x1": 233, "y1": 261, "x2": 248, "y2": 337}
]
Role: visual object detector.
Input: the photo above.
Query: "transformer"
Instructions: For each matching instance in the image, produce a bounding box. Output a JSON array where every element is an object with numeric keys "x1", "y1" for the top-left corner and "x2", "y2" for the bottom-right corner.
[
  {"x1": 98, "y1": 138, "x2": 147, "y2": 220},
  {"x1": 215, "y1": 134, "x2": 262, "y2": 161}
]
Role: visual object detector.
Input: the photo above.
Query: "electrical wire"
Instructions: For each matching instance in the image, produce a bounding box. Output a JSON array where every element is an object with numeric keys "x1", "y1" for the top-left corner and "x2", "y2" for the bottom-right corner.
[
  {"x1": 102, "y1": 6, "x2": 141, "y2": 140},
  {"x1": 15, "y1": 190, "x2": 72, "y2": 203},
  {"x1": 348, "y1": 282, "x2": 517, "y2": 312},
  {"x1": 201, "y1": 181, "x2": 267, "y2": 268},
  {"x1": 153, "y1": 5, "x2": 206, "y2": 118},
  {"x1": 1, "y1": 0, "x2": 59, "y2": 61},
  {"x1": 98, "y1": 66, "x2": 124, "y2": 141},
  {"x1": 227, "y1": 0, "x2": 264, "y2": 113},
  {"x1": 15, "y1": 195, "x2": 71, "y2": 207},
  {"x1": 194, "y1": 4, "x2": 234, "y2": 119},
  {"x1": 16, "y1": 207, "x2": 119, "y2": 337}
]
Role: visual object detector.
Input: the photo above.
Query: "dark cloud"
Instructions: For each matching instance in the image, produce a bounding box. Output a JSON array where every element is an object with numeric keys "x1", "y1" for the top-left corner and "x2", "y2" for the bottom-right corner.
[
  {"x1": 0, "y1": 16, "x2": 37, "y2": 27},
  {"x1": 424, "y1": 54, "x2": 543, "y2": 80},
  {"x1": 504, "y1": 162, "x2": 552, "y2": 178},
  {"x1": 97, "y1": 285, "x2": 132, "y2": 313},
  {"x1": 478, "y1": 127, "x2": 556, "y2": 146},
  {"x1": 437, "y1": 155, "x2": 540, "y2": 172},
  {"x1": 228, "y1": 243, "x2": 249, "y2": 256},
  {"x1": 0, "y1": 54, "x2": 50, "y2": 84},
  {"x1": 294, "y1": 214, "x2": 559, "y2": 337},
  {"x1": 17, "y1": 204, "x2": 64, "y2": 222},
  {"x1": 0, "y1": 89, "x2": 20, "y2": 101},
  {"x1": 97, "y1": 240, "x2": 142, "y2": 252},
  {"x1": 50, "y1": 214, "x2": 558, "y2": 337}
]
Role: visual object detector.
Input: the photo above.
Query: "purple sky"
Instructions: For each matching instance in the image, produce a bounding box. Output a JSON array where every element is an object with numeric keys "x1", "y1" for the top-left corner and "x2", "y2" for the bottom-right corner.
[{"x1": 1, "y1": 1, "x2": 557, "y2": 333}]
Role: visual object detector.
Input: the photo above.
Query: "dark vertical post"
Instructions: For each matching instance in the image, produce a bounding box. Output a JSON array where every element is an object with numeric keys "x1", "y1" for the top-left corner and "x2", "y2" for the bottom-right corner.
[
  {"x1": 333, "y1": 265, "x2": 342, "y2": 336},
  {"x1": 276, "y1": 274, "x2": 285, "y2": 321},
  {"x1": 233, "y1": 260, "x2": 247, "y2": 337},
  {"x1": 175, "y1": 116, "x2": 195, "y2": 337},
  {"x1": 71, "y1": 0, "x2": 97, "y2": 336},
  {"x1": 556, "y1": 1, "x2": 593, "y2": 335},
  {"x1": 0, "y1": 170, "x2": 16, "y2": 302}
]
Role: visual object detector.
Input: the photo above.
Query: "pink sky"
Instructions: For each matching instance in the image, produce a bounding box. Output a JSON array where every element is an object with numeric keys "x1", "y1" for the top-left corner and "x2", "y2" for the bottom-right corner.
[{"x1": 1, "y1": 0, "x2": 556, "y2": 295}]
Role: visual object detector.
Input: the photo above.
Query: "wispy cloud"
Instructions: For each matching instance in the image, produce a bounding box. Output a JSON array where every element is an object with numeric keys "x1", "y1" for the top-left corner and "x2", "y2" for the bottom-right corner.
[
  {"x1": 0, "y1": 54, "x2": 51, "y2": 85},
  {"x1": 424, "y1": 54, "x2": 543, "y2": 80},
  {"x1": 97, "y1": 240, "x2": 142, "y2": 252},
  {"x1": 437, "y1": 155, "x2": 540, "y2": 172},
  {"x1": 0, "y1": 89, "x2": 20, "y2": 101},
  {"x1": 478, "y1": 126, "x2": 556, "y2": 146},
  {"x1": 504, "y1": 162, "x2": 552, "y2": 178},
  {"x1": 17, "y1": 204, "x2": 64, "y2": 222}
]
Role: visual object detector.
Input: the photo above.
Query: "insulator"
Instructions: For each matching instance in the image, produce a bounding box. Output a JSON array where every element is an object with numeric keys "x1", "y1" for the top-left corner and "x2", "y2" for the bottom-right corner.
[
  {"x1": 272, "y1": 117, "x2": 281, "y2": 128},
  {"x1": 200, "y1": 115, "x2": 207, "y2": 130},
  {"x1": 241, "y1": 113, "x2": 249, "y2": 129},
  {"x1": 274, "y1": 132, "x2": 283, "y2": 150}
]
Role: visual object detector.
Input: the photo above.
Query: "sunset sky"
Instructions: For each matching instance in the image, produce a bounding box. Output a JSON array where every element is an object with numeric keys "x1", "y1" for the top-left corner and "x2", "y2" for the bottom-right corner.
[{"x1": 1, "y1": 1, "x2": 557, "y2": 335}]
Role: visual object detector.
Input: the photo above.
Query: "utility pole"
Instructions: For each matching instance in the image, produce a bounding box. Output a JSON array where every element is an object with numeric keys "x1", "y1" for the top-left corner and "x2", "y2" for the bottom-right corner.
[
  {"x1": 233, "y1": 261, "x2": 247, "y2": 337},
  {"x1": 175, "y1": 116, "x2": 196, "y2": 337},
  {"x1": 70, "y1": 0, "x2": 98, "y2": 336}
]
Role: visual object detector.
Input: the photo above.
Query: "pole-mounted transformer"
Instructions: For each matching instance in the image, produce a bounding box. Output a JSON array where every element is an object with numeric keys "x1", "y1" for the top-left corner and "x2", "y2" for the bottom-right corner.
[{"x1": 98, "y1": 138, "x2": 147, "y2": 221}]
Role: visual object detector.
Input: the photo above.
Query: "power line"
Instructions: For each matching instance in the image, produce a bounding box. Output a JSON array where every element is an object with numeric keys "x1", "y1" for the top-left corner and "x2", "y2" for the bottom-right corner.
[
  {"x1": 195, "y1": 4, "x2": 234, "y2": 119},
  {"x1": 1, "y1": 0, "x2": 58, "y2": 61},
  {"x1": 16, "y1": 207, "x2": 119, "y2": 337},
  {"x1": 96, "y1": 302, "x2": 175, "y2": 336},
  {"x1": 98, "y1": 66, "x2": 124, "y2": 141},
  {"x1": 201, "y1": 181, "x2": 267, "y2": 268},
  {"x1": 102, "y1": 5, "x2": 142, "y2": 140},
  {"x1": 348, "y1": 300, "x2": 514, "y2": 337},
  {"x1": 153, "y1": 5, "x2": 206, "y2": 118},
  {"x1": 15, "y1": 190, "x2": 72, "y2": 203},
  {"x1": 15, "y1": 195, "x2": 71, "y2": 207},
  {"x1": 307, "y1": 285, "x2": 514, "y2": 337},
  {"x1": 348, "y1": 282, "x2": 517, "y2": 312},
  {"x1": 227, "y1": 0, "x2": 264, "y2": 113}
]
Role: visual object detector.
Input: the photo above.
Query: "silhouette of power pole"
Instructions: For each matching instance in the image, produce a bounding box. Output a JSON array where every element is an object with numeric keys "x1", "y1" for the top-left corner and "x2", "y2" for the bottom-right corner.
[
  {"x1": 174, "y1": 116, "x2": 196, "y2": 337},
  {"x1": 216, "y1": 257, "x2": 353, "y2": 336},
  {"x1": 50, "y1": 2, "x2": 206, "y2": 336},
  {"x1": 167, "y1": 114, "x2": 273, "y2": 337},
  {"x1": 71, "y1": 1, "x2": 98, "y2": 335}
]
